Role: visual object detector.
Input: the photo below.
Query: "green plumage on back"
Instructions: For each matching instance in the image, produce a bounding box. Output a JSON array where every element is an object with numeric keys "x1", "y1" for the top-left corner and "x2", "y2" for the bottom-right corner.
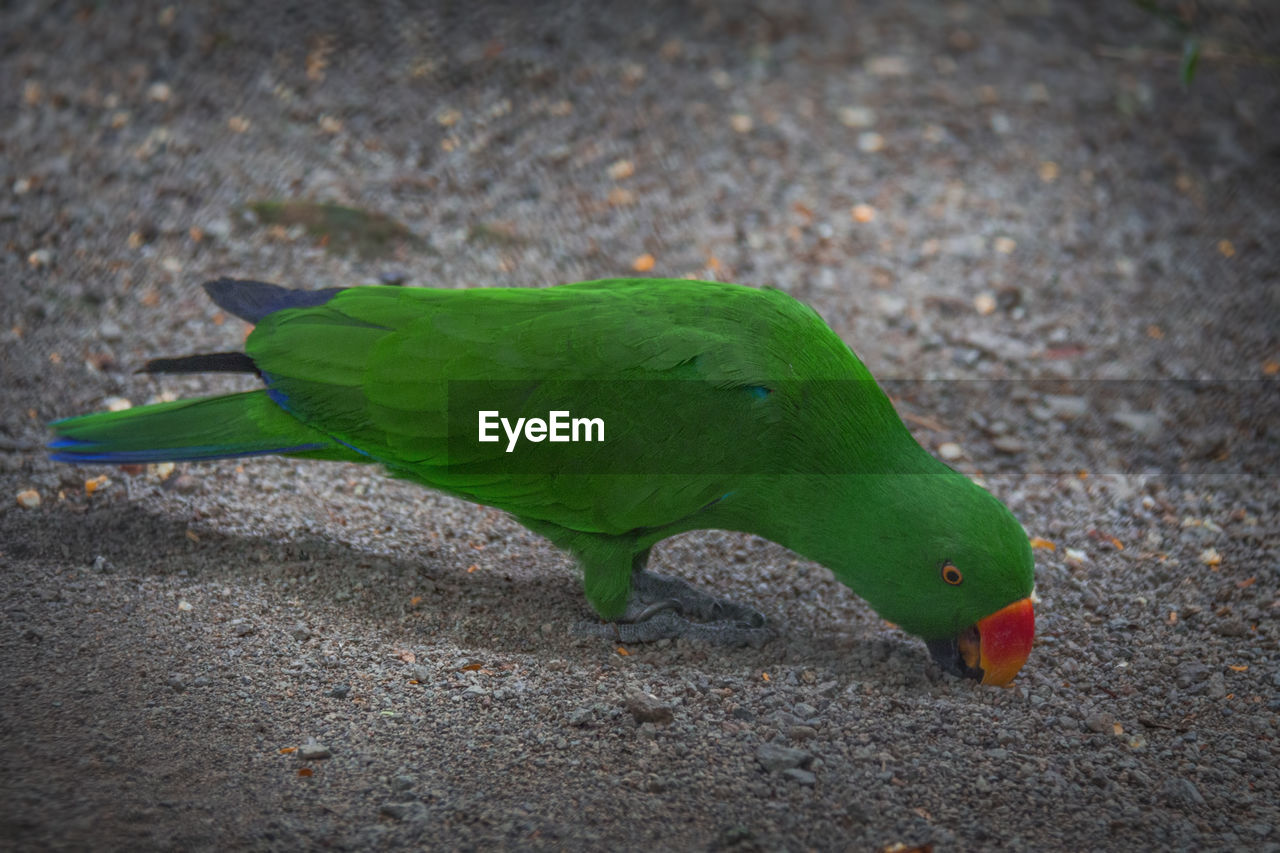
[
  {"x1": 49, "y1": 277, "x2": 1036, "y2": 685},
  {"x1": 245, "y1": 281, "x2": 894, "y2": 528}
]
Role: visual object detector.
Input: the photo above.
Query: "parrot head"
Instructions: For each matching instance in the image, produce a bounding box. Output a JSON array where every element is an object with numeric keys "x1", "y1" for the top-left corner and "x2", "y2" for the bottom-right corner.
[
  {"x1": 909, "y1": 475, "x2": 1034, "y2": 686},
  {"x1": 836, "y1": 469, "x2": 1036, "y2": 686}
]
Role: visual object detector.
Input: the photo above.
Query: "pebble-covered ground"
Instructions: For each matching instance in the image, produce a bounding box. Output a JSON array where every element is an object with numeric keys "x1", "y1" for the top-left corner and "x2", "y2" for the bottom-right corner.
[{"x1": 2, "y1": 1, "x2": 1277, "y2": 850}]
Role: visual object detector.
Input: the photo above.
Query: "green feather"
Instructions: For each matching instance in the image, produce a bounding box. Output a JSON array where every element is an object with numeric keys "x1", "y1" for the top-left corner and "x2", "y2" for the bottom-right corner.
[{"x1": 49, "y1": 390, "x2": 363, "y2": 464}]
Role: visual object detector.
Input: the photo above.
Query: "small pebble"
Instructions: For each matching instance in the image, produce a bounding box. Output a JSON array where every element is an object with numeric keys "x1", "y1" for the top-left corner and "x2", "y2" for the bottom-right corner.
[
  {"x1": 756, "y1": 742, "x2": 811, "y2": 772},
  {"x1": 991, "y1": 436, "x2": 1026, "y2": 454},
  {"x1": 607, "y1": 160, "x2": 635, "y2": 181},
  {"x1": 204, "y1": 218, "x2": 233, "y2": 240},
  {"x1": 837, "y1": 106, "x2": 875, "y2": 128},
  {"x1": 1086, "y1": 712, "x2": 1114, "y2": 733},
  {"x1": 857, "y1": 132, "x2": 885, "y2": 153},
  {"x1": 876, "y1": 294, "x2": 906, "y2": 318},
  {"x1": 1162, "y1": 777, "x2": 1205, "y2": 807},
  {"x1": 851, "y1": 203, "x2": 876, "y2": 223},
  {"x1": 783, "y1": 768, "x2": 817, "y2": 786},
  {"x1": 169, "y1": 474, "x2": 199, "y2": 494},
  {"x1": 298, "y1": 744, "x2": 331, "y2": 760},
  {"x1": 625, "y1": 691, "x2": 674, "y2": 725},
  {"x1": 380, "y1": 801, "x2": 430, "y2": 822},
  {"x1": 1111, "y1": 411, "x2": 1161, "y2": 437},
  {"x1": 147, "y1": 462, "x2": 175, "y2": 482},
  {"x1": 866, "y1": 55, "x2": 909, "y2": 76},
  {"x1": 1043, "y1": 395, "x2": 1088, "y2": 419},
  {"x1": 1065, "y1": 548, "x2": 1089, "y2": 566}
]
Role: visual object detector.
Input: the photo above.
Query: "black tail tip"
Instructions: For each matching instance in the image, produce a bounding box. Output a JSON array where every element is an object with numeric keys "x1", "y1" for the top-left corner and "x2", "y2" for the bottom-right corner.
[
  {"x1": 203, "y1": 278, "x2": 346, "y2": 324},
  {"x1": 142, "y1": 352, "x2": 258, "y2": 374}
]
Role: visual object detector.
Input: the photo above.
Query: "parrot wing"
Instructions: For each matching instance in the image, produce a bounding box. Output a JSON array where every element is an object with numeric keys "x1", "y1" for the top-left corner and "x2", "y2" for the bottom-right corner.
[{"x1": 239, "y1": 278, "x2": 856, "y2": 535}]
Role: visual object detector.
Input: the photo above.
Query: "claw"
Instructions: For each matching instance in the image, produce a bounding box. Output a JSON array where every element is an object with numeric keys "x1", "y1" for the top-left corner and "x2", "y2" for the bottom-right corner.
[{"x1": 619, "y1": 598, "x2": 683, "y2": 624}]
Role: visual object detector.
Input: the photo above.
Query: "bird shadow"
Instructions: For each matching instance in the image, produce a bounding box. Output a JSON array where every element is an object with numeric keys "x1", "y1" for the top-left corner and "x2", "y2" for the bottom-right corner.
[{"x1": 1, "y1": 495, "x2": 942, "y2": 685}]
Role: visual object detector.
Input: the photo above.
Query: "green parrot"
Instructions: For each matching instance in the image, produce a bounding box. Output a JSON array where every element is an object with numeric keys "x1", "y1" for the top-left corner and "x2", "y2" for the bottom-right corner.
[{"x1": 49, "y1": 278, "x2": 1035, "y2": 685}]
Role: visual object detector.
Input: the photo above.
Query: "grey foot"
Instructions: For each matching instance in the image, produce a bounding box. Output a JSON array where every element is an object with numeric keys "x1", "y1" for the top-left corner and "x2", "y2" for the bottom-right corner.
[
  {"x1": 573, "y1": 570, "x2": 773, "y2": 648},
  {"x1": 628, "y1": 569, "x2": 767, "y2": 627}
]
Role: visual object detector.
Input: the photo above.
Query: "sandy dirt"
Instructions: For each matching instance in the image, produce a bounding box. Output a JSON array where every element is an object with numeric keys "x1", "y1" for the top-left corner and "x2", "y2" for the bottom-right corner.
[{"x1": 2, "y1": 1, "x2": 1278, "y2": 850}]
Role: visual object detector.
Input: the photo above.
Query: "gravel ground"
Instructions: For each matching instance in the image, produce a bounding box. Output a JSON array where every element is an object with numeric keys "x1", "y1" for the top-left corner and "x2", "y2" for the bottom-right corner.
[{"x1": 2, "y1": 1, "x2": 1278, "y2": 850}]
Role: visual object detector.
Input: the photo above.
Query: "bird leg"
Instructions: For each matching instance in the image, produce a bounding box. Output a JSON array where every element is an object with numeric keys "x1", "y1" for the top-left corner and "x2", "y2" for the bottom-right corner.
[{"x1": 575, "y1": 568, "x2": 773, "y2": 648}]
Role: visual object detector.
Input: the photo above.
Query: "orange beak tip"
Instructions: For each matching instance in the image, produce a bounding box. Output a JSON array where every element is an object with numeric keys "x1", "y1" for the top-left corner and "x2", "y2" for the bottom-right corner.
[{"x1": 976, "y1": 596, "x2": 1036, "y2": 686}]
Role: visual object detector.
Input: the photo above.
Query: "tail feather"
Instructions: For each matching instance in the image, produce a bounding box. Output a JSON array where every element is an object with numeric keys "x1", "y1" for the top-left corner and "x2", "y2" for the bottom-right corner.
[
  {"x1": 48, "y1": 390, "x2": 362, "y2": 465},
  {"x1": 142, "y1": 352, "x2": 258, "y2": 375},
  {"x1": 204, "y1": 278, "x2": 346, "y2": 324}
]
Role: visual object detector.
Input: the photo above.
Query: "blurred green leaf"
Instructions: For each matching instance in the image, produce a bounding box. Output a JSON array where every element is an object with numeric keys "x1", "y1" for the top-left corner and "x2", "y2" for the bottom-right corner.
[
  {"x1": 247, "y1": 200, "x2": 426, "y2": 258},
  {"x1": 1180, "y1": 37, "x2": 1201, "y2": 87}
]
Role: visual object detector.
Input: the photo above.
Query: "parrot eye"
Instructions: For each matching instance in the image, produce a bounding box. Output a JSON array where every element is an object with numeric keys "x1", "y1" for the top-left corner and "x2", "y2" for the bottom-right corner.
[{"x1": 941, "y1": 562, "x2": 963, "y2": 585}]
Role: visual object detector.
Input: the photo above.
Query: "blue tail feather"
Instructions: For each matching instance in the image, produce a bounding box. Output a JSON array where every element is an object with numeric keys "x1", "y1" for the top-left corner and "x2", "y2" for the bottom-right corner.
[
  {"x1": 46, "y1": 390, "x2": 355, "y2": 466},
  {"x1": 48, "y1": 438, "x2": 329, "y2": 465}
]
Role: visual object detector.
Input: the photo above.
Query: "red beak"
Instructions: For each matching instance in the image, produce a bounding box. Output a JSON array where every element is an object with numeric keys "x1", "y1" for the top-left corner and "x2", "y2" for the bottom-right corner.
[{"x1": 964, "y1": 596, "x2": 1035, "y2": 686}]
